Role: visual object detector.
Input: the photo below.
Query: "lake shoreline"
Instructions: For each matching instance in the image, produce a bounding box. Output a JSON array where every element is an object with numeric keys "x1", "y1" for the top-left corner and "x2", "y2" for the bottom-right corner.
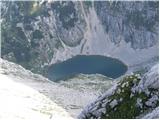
[{"x1": 48, "y1": 55, "x2": 128, "y2": 81}]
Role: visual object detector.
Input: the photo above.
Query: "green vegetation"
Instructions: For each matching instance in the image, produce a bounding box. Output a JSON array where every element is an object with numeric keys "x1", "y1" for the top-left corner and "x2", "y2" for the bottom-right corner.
[
  {"x1": 32, "y1": 30, "x2": 44, "y2": 39},
  {"x1": 84, "y1": 1, "x2": 92, "y2": 9},
  {"x1": 1, "y1": 1, "x2": 51, "y2": 74},
  {"x1": 1, "y1": 23, "x2": 31, "y2": 62},
  {"x1": 100, "y1": 75, "x2": 157, "y2": 119},
  {"x1": 51, "y1": 1, "x2": 78, "y2": 29},
  {"x1": 15, "y1": 1, "x2": 42, "y2": 17},
  {"x1": 1, "y1": 1, "x2": 47, "y2": 71},
  {"x1": 24, "y1": 24, "x2": 34, "y2": 31}
]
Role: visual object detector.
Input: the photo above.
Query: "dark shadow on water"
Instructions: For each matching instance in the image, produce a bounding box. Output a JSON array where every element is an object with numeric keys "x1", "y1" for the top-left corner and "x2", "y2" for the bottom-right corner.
[{"x1": 47, "y1": 55, "x2": 128, "y2": 81}]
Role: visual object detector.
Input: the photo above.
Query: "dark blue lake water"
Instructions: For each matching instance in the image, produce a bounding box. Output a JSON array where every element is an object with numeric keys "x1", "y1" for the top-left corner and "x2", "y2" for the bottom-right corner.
[{"x1": 48, "y1": 55, "x2": 127, "y2": 81}]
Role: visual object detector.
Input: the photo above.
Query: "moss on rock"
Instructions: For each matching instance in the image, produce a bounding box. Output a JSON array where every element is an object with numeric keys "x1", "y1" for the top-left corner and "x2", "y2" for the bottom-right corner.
[
  {"x1": 79, "y1": 74, "x2": 159, "y2": 119},
  {"x1": 102, "y1": 74, "x2": 158, "y2": 119}
]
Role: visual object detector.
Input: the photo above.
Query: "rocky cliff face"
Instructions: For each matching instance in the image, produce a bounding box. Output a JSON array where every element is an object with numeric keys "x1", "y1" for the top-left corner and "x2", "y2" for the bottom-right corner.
[
  {"x1": 78, "y1": 64, "x2": 159, "y2": 119},
  {"x1": 1, "y1": 1, "x2": 159, "y2": 118},
  {"x1": 1, "y1": 58, "x2": 158, "y2": 119},
  {"x1": 1, "y1": 1, "x2": 159, "y2": 75}
]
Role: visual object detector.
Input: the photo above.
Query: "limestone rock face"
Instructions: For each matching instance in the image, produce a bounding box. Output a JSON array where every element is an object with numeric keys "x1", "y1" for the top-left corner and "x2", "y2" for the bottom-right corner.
[
  {"x1": 1, "y1": 1, "x2": 159, "y2": 118},
  {"x1": 142, "y1": 107, "x2": 159, "y2": 119},
  {"x1": 78, "y1": 64, "x2": 159, "y2": 119},
  {"x1": 1, "y1": 1, "x2": 158, "y2": 75},
  {"x1": 139, "y1": 64, "x2": 159, "y2": 90}
]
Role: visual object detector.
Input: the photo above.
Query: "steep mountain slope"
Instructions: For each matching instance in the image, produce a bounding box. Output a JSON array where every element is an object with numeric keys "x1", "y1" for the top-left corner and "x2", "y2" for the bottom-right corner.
[
  {"x1": 78, "y1": 64, "x2": 159, "y2": 119},
  {"x1": 0, "y1": 74, "x2": 72, "y2": 120},
  {"x1": 0, "y1": 1, "x2": 158, "y2": 119},
  {"x1": 0, "y1": 59, "x2": 158, "y2": 119},
  {"x1": 0, "y1": 60, "x2": 72, "y2": 120},
  {"x1": 0, "y1": 58, "x2": 113, "y2": 117},
  {"x1": 1, "y1": 1, "x2": 158, "y2": 75}
]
